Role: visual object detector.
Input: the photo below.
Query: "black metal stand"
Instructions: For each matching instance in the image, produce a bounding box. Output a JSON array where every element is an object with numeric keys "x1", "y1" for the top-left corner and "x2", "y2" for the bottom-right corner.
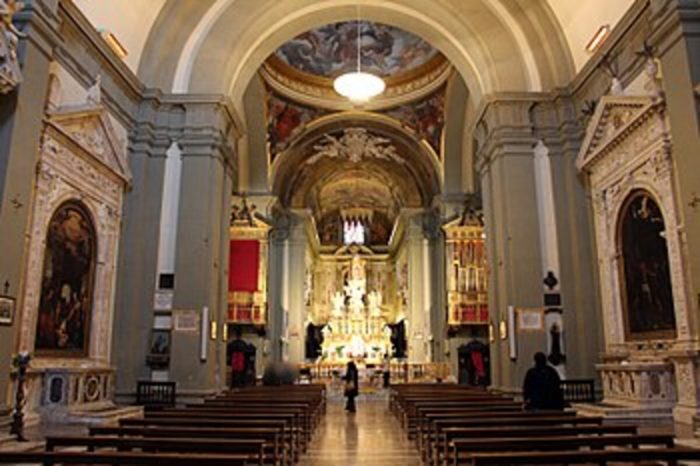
[{"x1": 9, "y1": 352, "x2": 30, "y2": 442}]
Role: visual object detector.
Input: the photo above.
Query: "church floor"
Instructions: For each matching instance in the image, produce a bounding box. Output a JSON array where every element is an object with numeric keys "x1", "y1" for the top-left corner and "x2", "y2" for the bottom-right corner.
[{"x1": 298, "y1": 395, "x2": 420, "y2": 466}]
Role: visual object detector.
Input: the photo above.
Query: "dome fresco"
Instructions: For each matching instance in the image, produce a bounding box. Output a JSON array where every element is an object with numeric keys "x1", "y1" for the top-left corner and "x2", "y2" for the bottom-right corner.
[{"x1": 274, "y1": 21, "x2": 440, "y2": 78}]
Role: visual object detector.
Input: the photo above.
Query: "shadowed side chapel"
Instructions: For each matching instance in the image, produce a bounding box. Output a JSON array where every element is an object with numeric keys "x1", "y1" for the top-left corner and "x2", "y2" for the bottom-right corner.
[{"x1": 0, "y1": 0, "x2": 699, "y2": 464}]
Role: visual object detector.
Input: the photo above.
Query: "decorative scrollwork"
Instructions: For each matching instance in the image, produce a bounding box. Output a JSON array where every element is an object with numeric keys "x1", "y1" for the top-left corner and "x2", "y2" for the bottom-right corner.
[{"x1": 305, "y1": 128, "x2": 404, "y2": 165}]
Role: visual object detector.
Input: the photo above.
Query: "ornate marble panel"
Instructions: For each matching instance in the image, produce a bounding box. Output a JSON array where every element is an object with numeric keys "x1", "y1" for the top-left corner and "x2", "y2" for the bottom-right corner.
[
  {"x1": 577, "y1": 95, "x2": 694, "y2": 418},
  {"x1": 16, "y1": 100, "x2": 129, "y2": 419}
]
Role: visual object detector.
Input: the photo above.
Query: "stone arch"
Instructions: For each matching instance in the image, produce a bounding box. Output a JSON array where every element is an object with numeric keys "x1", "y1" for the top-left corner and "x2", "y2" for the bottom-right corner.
[
  {"x1": 35, "y1": 199, "x2": 98, "y2": 356},
  {"x1": 615, "y1": 189, "x2": 676, "y2": 341},
  {"x1": 139, "y1": 0, "x2": 574, "y2": 112},
  {"x1": 270, "y1": 113, "x2": 442, "y2": 211}
]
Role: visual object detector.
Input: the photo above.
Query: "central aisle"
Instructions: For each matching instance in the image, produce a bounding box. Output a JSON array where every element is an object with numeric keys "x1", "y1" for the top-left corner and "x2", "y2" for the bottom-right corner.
[{"x1": 299, "y1": 396, "x2": 421, "y2": 465}]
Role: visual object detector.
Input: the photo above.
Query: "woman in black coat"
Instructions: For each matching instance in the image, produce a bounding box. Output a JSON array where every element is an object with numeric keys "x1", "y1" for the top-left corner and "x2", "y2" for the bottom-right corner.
[{"x1": 344, "y1": 361, "x2": 359, "y2": 412}]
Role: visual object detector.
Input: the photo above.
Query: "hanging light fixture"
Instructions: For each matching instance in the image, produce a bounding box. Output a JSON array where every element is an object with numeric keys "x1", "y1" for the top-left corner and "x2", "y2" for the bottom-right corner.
[{"x1": 333, "y1": 10, "x2": 386, "y2": 103}]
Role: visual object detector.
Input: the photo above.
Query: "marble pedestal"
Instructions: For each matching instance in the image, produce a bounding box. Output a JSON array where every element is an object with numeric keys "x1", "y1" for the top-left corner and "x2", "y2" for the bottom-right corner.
[{"x1": 575, "y1": 360, "x2": 676, "y2": 426}]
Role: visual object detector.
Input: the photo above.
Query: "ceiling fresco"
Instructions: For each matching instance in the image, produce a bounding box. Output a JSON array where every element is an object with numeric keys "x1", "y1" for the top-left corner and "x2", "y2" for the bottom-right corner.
[
  {"x1": 265, "y1": 23, "x2": 446, "y2": 246},
  {"x1": 265, "y1": 87, "x2": 445, "y2": 161},
  {"x1": 267, "y1": 92, "x2": 329, "y2": 161},
  {"x1": 274, "y1": 21, "x2": 440, "y2": 79},
  {"x1": 380, "y1": 86, "x2": 444, "y2": 157}
]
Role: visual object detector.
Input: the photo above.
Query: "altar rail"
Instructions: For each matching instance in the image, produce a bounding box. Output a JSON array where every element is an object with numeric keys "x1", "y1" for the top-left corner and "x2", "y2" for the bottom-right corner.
[{"x1": 301, "y1": 362, "x2": 451, "y2": 383}]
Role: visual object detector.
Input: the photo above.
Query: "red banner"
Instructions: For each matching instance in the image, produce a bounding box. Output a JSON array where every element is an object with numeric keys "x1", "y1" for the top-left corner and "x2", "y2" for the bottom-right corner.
[{"x1": 229, "y1": 240, "x2": 260, "y2": 292}]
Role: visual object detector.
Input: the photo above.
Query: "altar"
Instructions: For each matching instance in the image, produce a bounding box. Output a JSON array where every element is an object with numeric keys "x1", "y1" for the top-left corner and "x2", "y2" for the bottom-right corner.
[{"x1": 319, "y1": 253, "x2": 391, "y2": 363}]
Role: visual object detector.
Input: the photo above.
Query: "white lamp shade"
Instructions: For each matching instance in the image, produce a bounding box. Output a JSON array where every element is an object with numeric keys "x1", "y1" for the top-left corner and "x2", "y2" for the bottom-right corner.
[{"x1": 333, "y1": 71, "x2": 386, "y2": 102}]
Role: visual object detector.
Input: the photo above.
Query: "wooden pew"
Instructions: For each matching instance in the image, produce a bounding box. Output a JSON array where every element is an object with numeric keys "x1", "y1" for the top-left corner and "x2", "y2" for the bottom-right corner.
[
  {"x1": 120, "y1": 417, "x2": 298, "y2": 462},
  {"x1": 418, "y1": 409, "x2": 576, "y2": 460},
  {"x1": 155, "y1": 406, "x2": 312, "y2": 446},
  {"x1": 143, "y1": 411, "x2": 306, "y2": 455},
  {"x1": 464, "y1": 447, "x2": 700, "y2": 465},
  {"x1": 91, "y1": 425, "x2": 285, "y2": 466},
  {"x1": 436, "y1": 424, "x2": 639, "y2": 466},
  {"x1": 46, "y1": 436, "x2": 266, "y2": 466},
  {"x1": 203, "y1": 397, "x2": 323, "y2": 430},
  {"x1": 401, "y1": 398, "x2": 518, "y2": 435},
  {"x1": 450, "y1": 434, "x2": 674, "y2": 466},
  {"x1": 0, "y1": 451, "x2": 255, "y2": 465}
]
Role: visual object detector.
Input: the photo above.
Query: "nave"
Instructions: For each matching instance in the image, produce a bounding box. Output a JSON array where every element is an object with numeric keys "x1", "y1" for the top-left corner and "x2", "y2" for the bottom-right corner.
[{"x1": 298, "y1": 396, "x2": 420, "y2": 466}]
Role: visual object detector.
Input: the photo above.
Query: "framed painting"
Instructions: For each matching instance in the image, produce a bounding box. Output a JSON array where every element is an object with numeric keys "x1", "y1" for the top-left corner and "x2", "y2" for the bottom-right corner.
[
  {"x1": 34, "y1": 201, "x2": 96, "y2": 357},
  {"x1": 0, "y1": 296, "x2": 14, "y2": 325},
  {"x1": 146, "y1": 329, "x2": 171, "y2": 369},
  {"x1": 617, "y1": 190, "x2": 677, "y2": 340},
  {"x1": 149, "y1": 329, "x2": 171, "y2": 356}
]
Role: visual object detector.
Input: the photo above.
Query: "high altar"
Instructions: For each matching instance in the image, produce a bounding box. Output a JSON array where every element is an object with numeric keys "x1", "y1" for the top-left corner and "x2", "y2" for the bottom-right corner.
[{"x1": 308, "y1": 246, "x2": 397, "y2": 364}]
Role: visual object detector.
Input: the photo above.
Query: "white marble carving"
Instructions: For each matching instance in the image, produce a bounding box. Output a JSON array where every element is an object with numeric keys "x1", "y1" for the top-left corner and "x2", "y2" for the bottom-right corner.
[
  {"x1": 306, "y1": 128, "x2": 404, "y2": 165},
  {"x1": 0, "y1": 0, "x2": 24, "y2": 94},
  {"x1": 577, "y1": 95, "x2": 698, "y2": 425},
  {"x1": 17, "y1": 102, "x2": 130, "y2": 420}
]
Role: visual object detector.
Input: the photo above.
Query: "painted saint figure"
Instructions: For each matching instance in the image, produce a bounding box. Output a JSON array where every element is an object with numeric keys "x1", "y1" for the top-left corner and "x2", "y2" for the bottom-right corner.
[{"x1": 35, "y1": 202, "x2": 96, "y2": 354}]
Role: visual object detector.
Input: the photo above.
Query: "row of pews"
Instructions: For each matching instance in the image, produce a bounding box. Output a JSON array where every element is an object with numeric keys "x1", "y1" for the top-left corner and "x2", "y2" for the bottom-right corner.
[
  {"x1": 0, "y1": 384, "x2": 325, "y2": 465},
  {"x1": 392, "y1": 383, "x2": 700, "y2": 465}
]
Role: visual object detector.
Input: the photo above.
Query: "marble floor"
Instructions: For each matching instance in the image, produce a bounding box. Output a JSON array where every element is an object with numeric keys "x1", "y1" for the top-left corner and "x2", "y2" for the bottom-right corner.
[{"x1": 299, "y1": 395, "x2": 421, "y2": 466}]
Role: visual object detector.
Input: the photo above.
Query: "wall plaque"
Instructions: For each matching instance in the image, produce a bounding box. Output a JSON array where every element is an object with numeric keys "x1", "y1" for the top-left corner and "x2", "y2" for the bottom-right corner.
[
  {"x1": 517, "y1": 308, "x2": 544, "y2": 331},
  {"x1": 154, "y1": 290, "x2": 174, "y2": 311},
  {"x1": 173, "y1": 310, "x2": 199, "y2": 332}
]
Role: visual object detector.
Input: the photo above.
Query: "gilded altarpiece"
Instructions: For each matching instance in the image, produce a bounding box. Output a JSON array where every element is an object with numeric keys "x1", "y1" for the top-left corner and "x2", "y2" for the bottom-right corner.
[
  {"x1": 577, "y1": 96, "x2": 698, "y2": 425},
  {"x1": 307, "y1": 246, "x2": 398, "y2": 363},
  {"x1": 17, "y1": 103, "x2": 131, "y2": 421},
  {"x1": 443, "y1": 213, "x2": 488, "y2": 326},
  {"x1": 228, "y1": 199, "x2": 270, "y2": 325}
]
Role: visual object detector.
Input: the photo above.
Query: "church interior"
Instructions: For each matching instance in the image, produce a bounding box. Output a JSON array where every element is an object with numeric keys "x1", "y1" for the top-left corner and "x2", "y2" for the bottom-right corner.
[{"x1": 0, "y1": 0, "x2": 699, "y2": 464}]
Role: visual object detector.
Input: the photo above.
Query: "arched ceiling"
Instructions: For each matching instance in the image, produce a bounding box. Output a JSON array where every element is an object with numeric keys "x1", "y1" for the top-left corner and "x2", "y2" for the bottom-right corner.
[
  {"x1": 271, "y1": 117, "x2": 440, "y2": 222},
  {"x1": 133, "y1": 0, "x2": 578, "y2": 112},
  {"x1": 72, "y1": 0, "x2": 634, "y2": 202},
  {"x1": 76, "y1": 0, "x2": 635, "y2": 89}
]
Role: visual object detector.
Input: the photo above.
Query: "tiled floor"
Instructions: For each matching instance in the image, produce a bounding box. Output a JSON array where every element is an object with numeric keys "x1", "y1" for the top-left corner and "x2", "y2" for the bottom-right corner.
[{"x1": 299, "y1": 396, "x2": 421, "y2": 465}]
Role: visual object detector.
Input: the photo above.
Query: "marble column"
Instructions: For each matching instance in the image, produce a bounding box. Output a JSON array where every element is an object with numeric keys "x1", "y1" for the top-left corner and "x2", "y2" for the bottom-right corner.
[
  {"x1": 475, "y1": 96, "x2": 600, "y2": 393},
  {"x1": 285, "y1": 212, "x2": 309, "y2": 363},
  {"x1": 404, "y1": 212, "x2": 429, "y2": 362},
  {"x1": 113, "y1": 97, "x2": 238, "y2": 401},
  {"x1": 267, "y1": 221, "x2": 289, "y2": 363},
  {"x1": 478, "y1": 132, "x2": 543, "y2": 392},
  {"x1": 168, "y1": 126, "x2": 236, "y2": 397},
  {"x1": 112, "y1": 125, "x2": 169, "y2": 400},
  {"x1": 424, "y1": 210, "x2": 445, "y2": 363},
  {"x1": 0, "y1": 1, "x2": 57, "y2": 407}
]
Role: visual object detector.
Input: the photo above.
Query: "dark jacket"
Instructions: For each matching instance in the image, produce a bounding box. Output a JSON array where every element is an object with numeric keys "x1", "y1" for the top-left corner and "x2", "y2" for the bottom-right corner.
[
  {"x1": 523, "y1": 364, "x2": 564, "y2": 410},
  {"x1": 344, "y1": 363, "x2": 359, "y2": 397}
]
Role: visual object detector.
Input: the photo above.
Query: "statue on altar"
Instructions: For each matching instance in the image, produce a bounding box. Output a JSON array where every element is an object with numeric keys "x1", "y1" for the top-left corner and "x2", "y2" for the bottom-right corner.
[
  {"x1": 367, "y1": 290, "x2": 382, "y2": 317},
  {"x1": 344, "y1": 281, "x2": 365, "y2": 316},
  {"x1": 319, "y1": 253, "x2": 391, "y2": 363},
  {"x1": 331, "y1": 291, "x2": 345, "y2": 317}
]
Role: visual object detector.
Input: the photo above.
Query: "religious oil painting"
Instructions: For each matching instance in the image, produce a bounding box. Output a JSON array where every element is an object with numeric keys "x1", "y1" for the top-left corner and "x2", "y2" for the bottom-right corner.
[
  {"x1": 35, "y1": 201, "x2": 96, "y2": 355},
  {"x1": 266, "y1": 92, "x2": 326, "y2": 159},
  {"x1": 275, "y1": 21, "x2": 439, "y2": 78},
  {"x1": 383, "y1": 87, "x2": 445, "y2": 156},
  {"x1": 618, "y1": 190, "x2": 676, "y2": 339},
  {"x1": 0, "y1": 295, "x2": 14, "y2": 325}
]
